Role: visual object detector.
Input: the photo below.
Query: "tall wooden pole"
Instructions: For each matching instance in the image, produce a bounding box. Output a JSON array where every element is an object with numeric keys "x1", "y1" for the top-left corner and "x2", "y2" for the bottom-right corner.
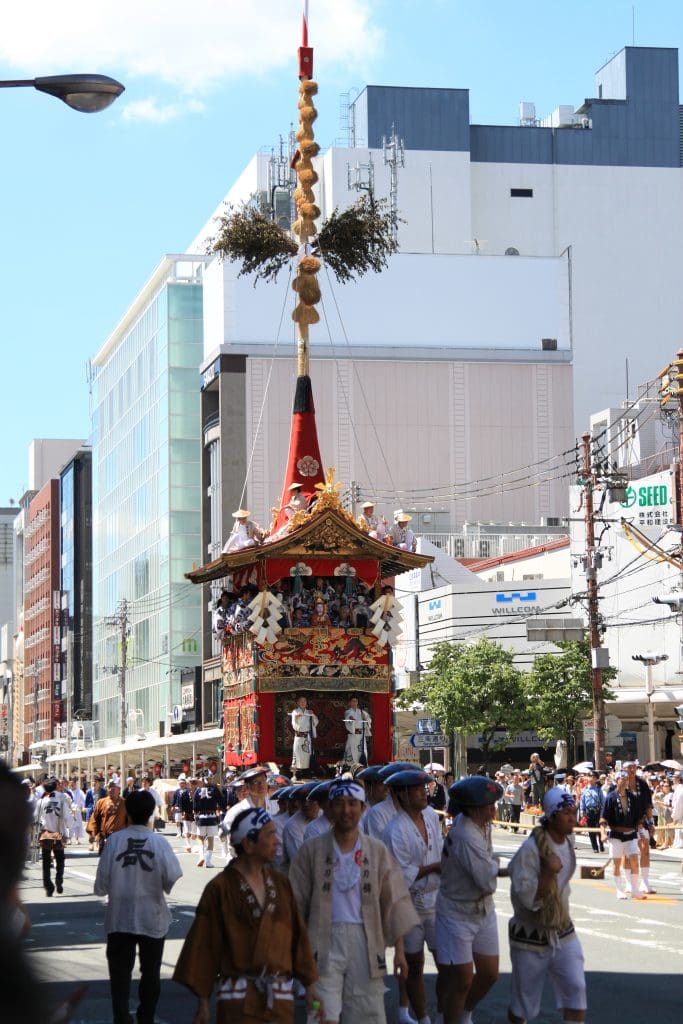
[{"x1": 582, "y1": 432, "x2": 605, "y2": 770}]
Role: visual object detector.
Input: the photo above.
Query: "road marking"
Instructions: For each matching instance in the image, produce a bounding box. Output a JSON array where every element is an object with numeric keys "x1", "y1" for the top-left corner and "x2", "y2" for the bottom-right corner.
[
  {"x1": 32, "y1": 921, "x2": 68, "y2": 928},
  {"x1": 578, "y1": 925, "x2": 683, "y2": 956},
  {"x1": 578, "y1": 895, "x2": 681, "y2": 917}
]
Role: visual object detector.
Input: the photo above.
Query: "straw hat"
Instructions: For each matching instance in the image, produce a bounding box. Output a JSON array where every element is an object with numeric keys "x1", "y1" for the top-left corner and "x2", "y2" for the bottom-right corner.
[
  {"x1": 232, "y1": 509, "x2": 250, "y2": 518},
  {"x1": 361, "y1": 501, "x2": 375, "y2": 509},
  {"x1": 288, "y1": 482, "x2": 303, "y2": 491},
  {"x1": 396, "y1": 513, "x2": 412, "y2": 523}
]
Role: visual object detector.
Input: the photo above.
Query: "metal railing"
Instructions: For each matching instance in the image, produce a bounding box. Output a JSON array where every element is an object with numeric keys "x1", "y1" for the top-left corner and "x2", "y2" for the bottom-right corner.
[{"x1": 420, "y1": 532, "x2": 568, "y2": 561}]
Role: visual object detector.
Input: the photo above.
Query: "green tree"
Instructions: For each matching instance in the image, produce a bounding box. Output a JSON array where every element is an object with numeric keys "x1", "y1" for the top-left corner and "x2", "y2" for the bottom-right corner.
[
  {"x1": 524, "y1": 640, "x2": 616, "y2": 762},
  {"x1": 396, "y1": 637, "x2": 529, "y2": 768}
]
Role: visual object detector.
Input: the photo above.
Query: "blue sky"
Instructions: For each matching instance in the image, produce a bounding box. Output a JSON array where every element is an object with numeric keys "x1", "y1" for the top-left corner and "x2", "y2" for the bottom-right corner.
[{"x1": 1, "y1": 0, "x2": 683, "y2": 501}]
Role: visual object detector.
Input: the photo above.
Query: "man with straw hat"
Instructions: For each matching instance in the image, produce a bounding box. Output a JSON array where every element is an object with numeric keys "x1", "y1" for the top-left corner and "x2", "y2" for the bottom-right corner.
[
  {"x1": 222, "y1": 509, "x2": 264, "y2": 553},
  {"x1": 390, "y1": 512, "x2": 417, "y2": 552},
  {"x1": 358, "y1": 500, "x2": 387, "y2": 541}
]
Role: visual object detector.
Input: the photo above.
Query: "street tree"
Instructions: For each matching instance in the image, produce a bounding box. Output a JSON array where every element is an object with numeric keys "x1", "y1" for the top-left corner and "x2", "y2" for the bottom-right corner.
[
  {"x1": 395, "y1": 637, "x2": 529, "y2": 769},
  {"x1": 524, "y1": 640, "x2": 616, "y2": 763}
]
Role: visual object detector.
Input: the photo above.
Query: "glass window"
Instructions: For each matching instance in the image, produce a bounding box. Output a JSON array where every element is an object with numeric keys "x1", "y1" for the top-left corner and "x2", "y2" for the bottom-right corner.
[
  {"x1": 170, "y1": 439, "x2": 200, "y2": 463},
  {"x1": 134, "y1": 555, "x2": 150, "y2": 598},
  {"x1": 168, "y1": 284, "x2": 202, "y2": 318},
  {"x1": 169, "y1": 389, "x2": 198, "y2": 418},
  {"x1": 133, "y1": 414, "x2": 150, "y2": 464},
  {"x1": 170, "y1": 486, "x2": 199, "y2": 512},
  {"x1": 134, "y1": 619, "x2": 150, "y2": 662},
  {"x1": 134, "y1": 484, "x2": 151, "y2": 529},
  {"x1": 170, "y1": 461, "x2": 200, "y2": 489}
]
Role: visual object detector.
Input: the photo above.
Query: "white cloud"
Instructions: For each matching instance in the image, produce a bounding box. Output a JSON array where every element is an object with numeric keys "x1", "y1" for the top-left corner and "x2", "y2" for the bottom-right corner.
[
  {"x1": 0, "y1": 1, "x2": 382, "y2": 93},
  {"x1": 121, "y1": 97, "x2": 206, "y2": 124}
]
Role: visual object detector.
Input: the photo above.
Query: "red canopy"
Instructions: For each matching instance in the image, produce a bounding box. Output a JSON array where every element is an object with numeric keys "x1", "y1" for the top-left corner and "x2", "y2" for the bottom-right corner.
[{"x1": 273, "y1": 375, "x2": 325, "y2": 531}]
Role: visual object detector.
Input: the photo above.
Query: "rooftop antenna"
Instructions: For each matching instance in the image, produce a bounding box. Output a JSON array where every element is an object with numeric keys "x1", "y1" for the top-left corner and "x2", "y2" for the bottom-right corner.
[
  {"x1": 382, "y1": 123, "x2": 405, "y2": 239},
  {"x1": 347, "y1": 152, "x2": 375, "y2": 194}
]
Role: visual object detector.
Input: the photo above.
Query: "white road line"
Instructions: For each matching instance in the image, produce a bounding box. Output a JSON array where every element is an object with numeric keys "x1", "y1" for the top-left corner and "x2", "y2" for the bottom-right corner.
[
  {"x1": 67, "y1": 870, "x2": 98, "y2": 883},
  {"x1": 578, "y1": 926, "x2": 682, "y2": 956},
  {"x1": 577, "y1": 904, "x2": 683, "y2": 930}
]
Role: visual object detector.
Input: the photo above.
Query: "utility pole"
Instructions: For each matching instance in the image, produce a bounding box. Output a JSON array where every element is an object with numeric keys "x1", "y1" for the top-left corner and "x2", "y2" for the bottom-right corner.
[
  {"x1": 658, "y1": 348, "x2": 683, "y2": 652},
  {"x1": 119, "y1": 599, "x2": 128, "y2": 746},
  {"x1": 105, "y1": 598, "x2": 129, "y2": 746},
  {"x1": 65, "y1": 628, "x2": 74, "y2": 754},
  {"x1": 581, "y1": 432, "x2": 607, "y2": 771}
]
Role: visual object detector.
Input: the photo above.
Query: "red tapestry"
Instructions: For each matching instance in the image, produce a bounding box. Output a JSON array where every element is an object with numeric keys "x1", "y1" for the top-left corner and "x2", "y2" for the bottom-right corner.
[
  {"x1": 256, "y1": 627, "x2": 391, "y2": 692},
  {"x1": 263, "y1": 558, "x2": 379, "y2": 588}
]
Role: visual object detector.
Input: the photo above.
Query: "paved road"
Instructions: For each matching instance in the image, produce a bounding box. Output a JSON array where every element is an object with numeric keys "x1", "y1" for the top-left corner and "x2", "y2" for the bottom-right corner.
[{"x1": 21, "y1": 827, "x2": 683, "y2": 1023}]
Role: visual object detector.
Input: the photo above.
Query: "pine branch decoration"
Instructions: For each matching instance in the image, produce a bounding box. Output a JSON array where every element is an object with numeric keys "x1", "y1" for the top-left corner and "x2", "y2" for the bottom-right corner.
[
  {"x1": 318, "y1": 196, "x2": 399, "y2": 283},
  {"x1": 210, "y1": 196, "x2": 399, "y2": 286},
  {"x1": 210, "y1": 205, "x2": 297, "y2": 284}
]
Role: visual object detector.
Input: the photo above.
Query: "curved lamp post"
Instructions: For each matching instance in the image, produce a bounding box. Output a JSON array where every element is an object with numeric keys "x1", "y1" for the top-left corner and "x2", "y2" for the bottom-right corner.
[{"x1": 0, "y1": 73, "x2": 124, "y2": 112}]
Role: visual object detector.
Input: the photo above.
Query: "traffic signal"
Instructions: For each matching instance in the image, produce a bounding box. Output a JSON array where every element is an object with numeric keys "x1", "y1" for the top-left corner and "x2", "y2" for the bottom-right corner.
[
  {"x1": 675, "y1": 704, "x2": 683, "y2": 735},
  {"x1": 659, "y1": 358, "x2": 683, "y2": 406}
]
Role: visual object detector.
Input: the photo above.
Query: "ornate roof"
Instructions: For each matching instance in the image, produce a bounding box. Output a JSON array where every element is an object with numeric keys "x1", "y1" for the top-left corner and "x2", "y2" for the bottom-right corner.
[{"x1": 185, "y1": 485, "x2": 433, "y2": 585}]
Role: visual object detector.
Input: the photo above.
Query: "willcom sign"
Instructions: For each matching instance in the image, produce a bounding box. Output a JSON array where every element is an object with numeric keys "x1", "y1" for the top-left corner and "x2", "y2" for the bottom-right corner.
[
  {"x1": 492, "y1": 591, "x2": 542, "y2": 616},
  {"x1": 426, "y1": 599, "x2": 443, "y2": 622}
]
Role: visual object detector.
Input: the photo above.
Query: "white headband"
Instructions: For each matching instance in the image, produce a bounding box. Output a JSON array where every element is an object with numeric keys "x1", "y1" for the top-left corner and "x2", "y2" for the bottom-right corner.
[
  {"x1": 231, "y1": 807, "x2": 272, "y2": 847},
  {"x1": 329, "y1": 781, "x2": 366, "y2": 803}
]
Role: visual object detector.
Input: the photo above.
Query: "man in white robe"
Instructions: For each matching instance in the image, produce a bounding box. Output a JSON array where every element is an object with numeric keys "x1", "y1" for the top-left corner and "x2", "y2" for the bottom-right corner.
[
  {"x1": 222, "y1": 510, "x2": 263, "y2": 553},
  {"x1": 290, "y1": 695, "x2": 319, "y2": 775},
  {"x1": 343, "y1": 697, "x2": 372, "y2": 766},
  {"x1": 358, "y1": 501, "x2": 387, "y2": 541}
]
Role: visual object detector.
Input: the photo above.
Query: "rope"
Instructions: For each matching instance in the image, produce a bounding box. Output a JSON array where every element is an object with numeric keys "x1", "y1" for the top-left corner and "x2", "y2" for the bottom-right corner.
[
  {"x1": 238, "y1": 265, "x2": 294, "y2": 511},
  {"x1": 319, "y1": 292, "x2": 376, "y2": 493},
  {"x1": 320, "y1": 259, "x2": 397, "y2": 491}
]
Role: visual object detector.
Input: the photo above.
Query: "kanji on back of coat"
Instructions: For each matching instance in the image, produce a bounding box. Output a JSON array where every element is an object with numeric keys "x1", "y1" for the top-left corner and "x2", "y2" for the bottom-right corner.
[{"x1": 187, "y1": 1, "x2": 433, "y2": 774}]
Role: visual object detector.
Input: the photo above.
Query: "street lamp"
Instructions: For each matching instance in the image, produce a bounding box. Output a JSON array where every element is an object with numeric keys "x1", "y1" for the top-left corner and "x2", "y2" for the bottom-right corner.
[
  {"x1": 0, "y1": 74, "x2": 124, "y2": 112},
  {"x1": 632, "y1": 652, "x2": 669, "y2": 763}
]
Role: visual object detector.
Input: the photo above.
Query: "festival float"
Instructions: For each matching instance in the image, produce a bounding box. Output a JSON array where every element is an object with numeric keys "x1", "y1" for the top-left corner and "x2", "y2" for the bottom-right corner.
[{"x1": 186, "y1": 2, "x2": 433, "y2": 771}]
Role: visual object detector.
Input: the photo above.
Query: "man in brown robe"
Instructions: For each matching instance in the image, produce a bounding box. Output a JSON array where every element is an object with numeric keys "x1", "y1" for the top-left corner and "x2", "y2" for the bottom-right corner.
[
  {"x1": 174, "y1": 806, "x2": 318, "y2": 1023},
  {"x1": 87, "y1": 780, "x2": 128, "y2": 855}
]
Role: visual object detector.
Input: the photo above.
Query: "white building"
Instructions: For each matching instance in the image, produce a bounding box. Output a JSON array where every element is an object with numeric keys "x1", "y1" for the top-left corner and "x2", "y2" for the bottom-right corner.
[{"x1": 570, "y1": 466, "x2": 683, "y2": 762}]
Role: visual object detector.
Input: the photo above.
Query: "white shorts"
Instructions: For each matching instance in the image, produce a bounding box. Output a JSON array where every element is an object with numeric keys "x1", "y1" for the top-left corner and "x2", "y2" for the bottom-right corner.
[
  {"x1": 317, "y1": 922, "x2": 385, "y2": 1023},
  {"x1": 404, "y1": 910, "x2": 436, "y2": 956},
  {"x1": 182, "y1": 820, "x2": 193, "y2": 837},
  {"x1": 509, "y1": 936, "x2": 586, "y2": 1020},
  {"x1": 173, "y1": 811, "x2": 183, "y2": 823},
  {"x1": 197, "y1": 824, "x2": 219, "y2": 838},
  {"x1": 608, "y1": 836, "x2": 639, "y2": 859},
  {"x1": 435, "y1": 909, "x2": 499, "y2": 965}
]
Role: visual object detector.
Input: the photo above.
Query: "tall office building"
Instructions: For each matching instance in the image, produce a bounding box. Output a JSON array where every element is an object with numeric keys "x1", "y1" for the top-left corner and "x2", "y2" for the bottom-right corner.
[
  {"x1": 91, "y1": 256, "x2": 206, "y2": 743},
  {"x1": 23, "y1": 479, "x2": 60, "y2": 752},
  {"x1": 60, "y1": 448, "x2": 93, "y2": 725}
]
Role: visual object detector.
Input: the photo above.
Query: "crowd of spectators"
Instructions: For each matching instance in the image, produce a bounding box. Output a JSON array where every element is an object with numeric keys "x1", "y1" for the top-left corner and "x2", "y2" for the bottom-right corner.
[{"x1": 488, "y1": 757, "x2": 683, "y2": 851}]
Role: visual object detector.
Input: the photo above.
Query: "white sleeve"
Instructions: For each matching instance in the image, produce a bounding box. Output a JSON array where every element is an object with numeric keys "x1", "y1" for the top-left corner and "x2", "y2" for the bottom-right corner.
[
  {"x1": 94, "y1": 837, "x2": 114, "y2": 896},
  {"x1": 161, "y1": 839, "x2": 183, "y2": 893},
  {"x1": 452, "y1": 831, "x2": 498, "y2": 895},
  {"x1": 384, "y1": 820, "x2": 419, "y2": 888},
  {"x1": 508, "y1": 839, "x2": 543, "y2": 911}
]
